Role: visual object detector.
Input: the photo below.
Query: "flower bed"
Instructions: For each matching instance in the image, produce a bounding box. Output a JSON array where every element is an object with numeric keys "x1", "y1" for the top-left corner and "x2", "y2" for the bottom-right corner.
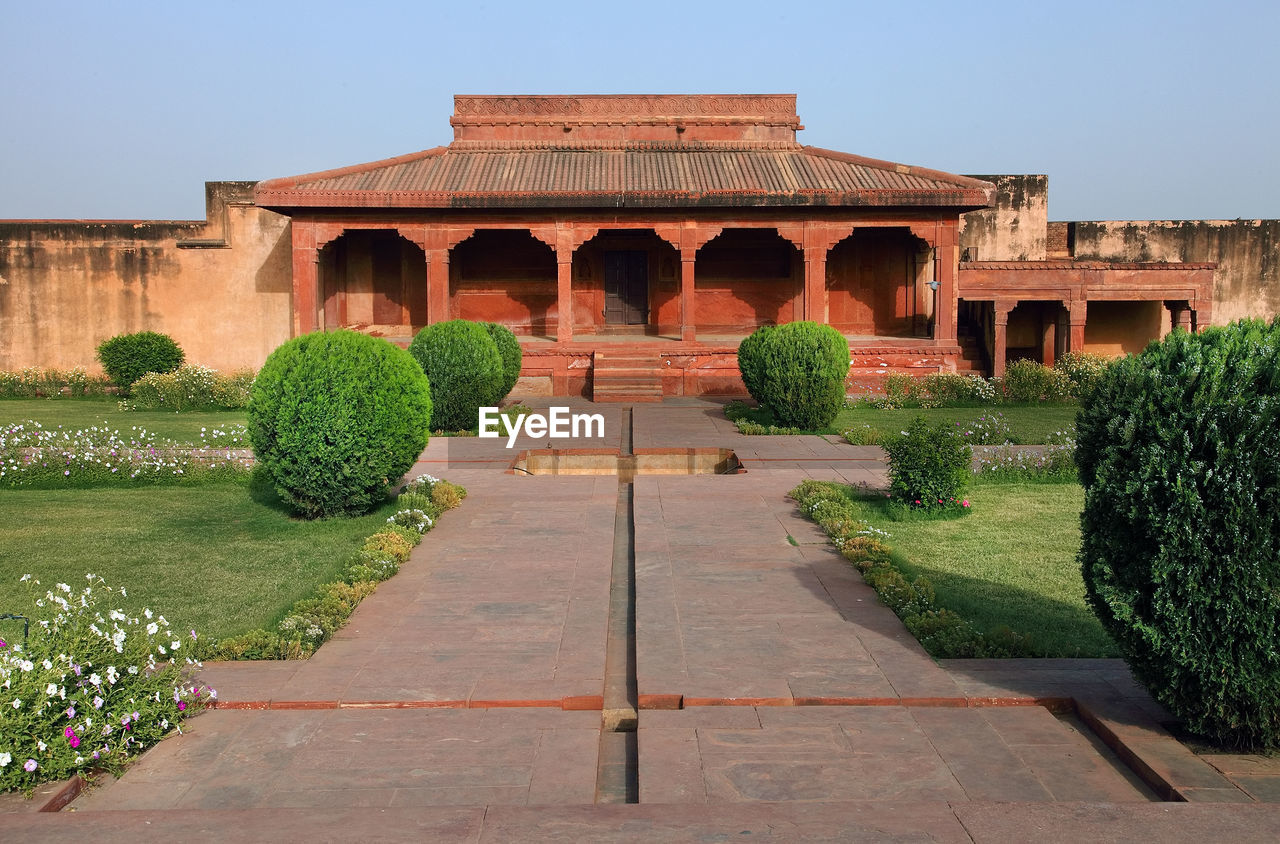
[
  {"x1": 1, "y1": 421, "x2": 253, "y2": 487},
  {"x1": 0, "y1": 575, "x2": 213, "y2": 794}
]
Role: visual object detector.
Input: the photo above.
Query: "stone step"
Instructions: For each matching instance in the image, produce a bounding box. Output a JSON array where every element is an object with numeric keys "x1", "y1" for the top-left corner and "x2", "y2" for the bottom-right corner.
[{"x1": 593, "y1": 352, "x2": 664, "y2": 402}]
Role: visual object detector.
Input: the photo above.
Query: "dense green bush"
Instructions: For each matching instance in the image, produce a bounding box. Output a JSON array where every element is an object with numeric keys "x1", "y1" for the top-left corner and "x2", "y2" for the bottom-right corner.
[
  {"x1": 481, "y1": 322, "x2": 523, "y2": 400},
  {"x1": 1000, "y1": 358, "x2": 1073, "y2": 403},
  {"x1": 1076, "y1": 319, "x2": 1280, "y2": 749},
  {"x1": 409, "y1": 320, "x2": 504, "y2": 432},
  {"x1": 248, "y1": 330, "x2": 432, "y2": 519},
  {"x1": 882, "y1": 416, "x2": 970, "y2": 509},
  {"x1": 754, "y1": 322, "x2": 850, "y2": 429},
  {"x1": 95, "y1": 331, "x2": 185, "y2": 395},
  {"x1": 123, "y1": 365, "x2": 254, "y2": 411},
  {"x1": 736, "y1": 325, "x2": 776, "y2": 404}
]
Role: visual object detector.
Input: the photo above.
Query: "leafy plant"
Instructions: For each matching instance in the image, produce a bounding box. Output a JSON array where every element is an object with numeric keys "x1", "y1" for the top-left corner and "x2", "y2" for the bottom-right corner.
[
  {"x1": 1076, "y1": 319, "x2": 1280, "y2": 749},
  {"x1": 1053, "y1": 351, "x2": 1112, "y2": 400},
  {"x1": 122, "y1": 365, "x2": 254, "y2": 411},
  {"x1": 95, "y1": 332, "x2": 185, "y2": 396},
  {"x1": 409, "y1": 320, "x2": 504, "y2": 432},
  {"x1": 754, "y1": 322, "x2": 850, "y2": 429},
  {"x1": 957, "y1": 411, "x2": 1012, "y2": 445},
  {"x1": 248, "y1": 330, "x2": 432, "y2": 519},
  {"x1": 736, "y1": 325, "x2": 775, "y2": 404},
  {"x1": 1001, "y1": 358, "x2": 1073, "y2": 403},
  {"x1": 481, "y1": 322, "x2": 523, "y2": 401},
  {"x1": 882, "y1": 417, "x2": 970, "y2": 510},
  {"x1": 0, "y1": 368, "x2": 111, "y2": 399}
]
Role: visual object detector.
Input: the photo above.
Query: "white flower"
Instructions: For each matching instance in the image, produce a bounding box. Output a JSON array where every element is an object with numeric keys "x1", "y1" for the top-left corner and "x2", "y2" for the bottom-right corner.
[
  {"x1": 45, "y1": 683, "x2": 57, "y2": 696},
  {"x1": 89, "y1": 673, "x2": 101, "y2": 687},
  {"x1": 0, "y1": 752, "x2": 10, "y2": 767},
  {"x1": 36, "y1": 740, "x2": 47, "y2": 752},
  {"x1": 41, "y1": 659, "x2": 52, "y2": 670},
  {"x1": 9, "y1": 699, "x2": 19, "y2": 709},
  {"x1": 146, "y1": 622, "x2": 158, "y2": 636}
]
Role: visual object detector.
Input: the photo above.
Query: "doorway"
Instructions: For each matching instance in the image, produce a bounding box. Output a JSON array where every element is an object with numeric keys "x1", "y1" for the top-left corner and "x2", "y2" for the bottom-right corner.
[{"x1": 604, "y1": 251, "x2": 649, "y2": 325}]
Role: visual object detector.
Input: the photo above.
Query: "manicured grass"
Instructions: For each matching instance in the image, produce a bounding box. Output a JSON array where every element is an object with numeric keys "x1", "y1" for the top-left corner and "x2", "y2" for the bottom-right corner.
[
  {"x1": 848, "y1": 482, "x2": 1115, "y2": 657},
  {"x1": 0, "y1": 398, "x2": 247, "y2": 442},
  {"x1": 0, "y1": 479, "x2": 395, "y2": 641},
  {"x1": 833, "y1": 405, "x2": 1080, "y2": 444}
]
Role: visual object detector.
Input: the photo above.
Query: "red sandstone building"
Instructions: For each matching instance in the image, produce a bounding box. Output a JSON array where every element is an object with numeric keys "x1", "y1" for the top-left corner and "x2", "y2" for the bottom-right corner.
[
  {"x1": 254, "y1": 95, "x2": 1212, "y2": 399},
  {"x1": 0, "y1": 94, "x2": 1229, "y2": 395}
]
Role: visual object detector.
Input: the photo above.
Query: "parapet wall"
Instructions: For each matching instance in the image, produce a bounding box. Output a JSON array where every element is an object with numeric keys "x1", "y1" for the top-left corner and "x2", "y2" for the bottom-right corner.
[
  {"x1": 0, "y1": 183, "x2": 293, "y2": 372},
  {"x1": 1069, "y1": 219, "x2": 1280, "y2": 324}
]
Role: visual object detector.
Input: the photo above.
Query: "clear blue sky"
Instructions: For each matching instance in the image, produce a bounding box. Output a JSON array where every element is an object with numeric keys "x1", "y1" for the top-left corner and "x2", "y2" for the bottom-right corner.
[{"x1": 2, "y1": 0, "x2": 1276, "y2": 222}]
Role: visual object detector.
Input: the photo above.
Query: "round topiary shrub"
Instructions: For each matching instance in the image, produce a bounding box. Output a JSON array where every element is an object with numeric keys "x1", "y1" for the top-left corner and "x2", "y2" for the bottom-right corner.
[
  {"x1": 1076, "y1": 319, "x2": 1280, "y2": 748},
  {"x1": 754, "y1": 321, "x2": 850, "y2": 429},
  {"x1": 95, "y1": 331, "x2": 185, "y2": 394},
  {"x1": 408, "y1": 320, "x2": 504, "y2": 432},
  {"x1": 481, "y1": 321, "x2": 523, "y2": 400},
  {"x1": 248, "y1": 330, "x2": 432, "y2": 519},
  {"x1": 736, "y1": 324, "x2": 775, "y2": 404}
]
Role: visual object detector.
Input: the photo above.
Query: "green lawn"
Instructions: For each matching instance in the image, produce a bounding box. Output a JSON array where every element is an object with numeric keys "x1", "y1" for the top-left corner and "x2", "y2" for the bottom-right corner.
[
  {"x1": 0, "y1": 398, "x2": 247, "y2": 442},
  {"x1": 0, "y1": 480, "x2": 395, "y2": 641},
  {"x1": 847, "y1": 482, "x2": 1115, "y2": 657},
  {"x1": 834, "y1": 404, "x2": 1080, "y2": 444}
]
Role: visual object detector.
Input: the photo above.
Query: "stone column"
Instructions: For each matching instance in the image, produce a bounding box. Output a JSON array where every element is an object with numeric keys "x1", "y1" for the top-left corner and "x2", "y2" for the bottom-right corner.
[
  {"x1": 291, "y1": 223, "x2": 319, "y2": 337},
  {"x1": 426, "y1": 250, "x2": 450, "y2": 325},
  {"x1": 803, "y1": 246, "x2": 827, "y2": 323},
  {"x1": 556, "y1": 240, "x2": 574, "y2": 343},
  {"x1": 1165, "y1": 300, "x2": 1193, "y2": 333},
  {"x1": 992, "y1": 300, "x2": 1016, "y2": 377},
  {"x1": 680, "y1": 247, "x2": 697, "y2": 342},
  {"x1": 1041, "y1": 306, "x2": 1058, "y2": 368},
  {"x1": 1066, "y1": 301, "x2": 1087, "y2": 352},
  {"x1": 933, "y1": 234, "x2": 958, "y2": 342}
]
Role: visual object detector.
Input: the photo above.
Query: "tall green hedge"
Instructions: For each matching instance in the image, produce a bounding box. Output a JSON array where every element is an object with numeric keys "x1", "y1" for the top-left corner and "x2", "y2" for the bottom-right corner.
[
  {"x1": 754, "y1": 322, "x2": 850, "y2": 430},
  {"x1": 409, "y1": 320, "x2": 504, "y2": 432},
  {"x1": 95, "y1": 331, "x2": 185, "y2": 394},
  {"x1": 1076, "y1": 319, "x2": 1280, "y2": 748},
  {"x1": 482, "y1": 321, "x2": 523, "y2": 400},
  {"x1": 248, "y1": 331, "x2": 432, "y2": 519}
]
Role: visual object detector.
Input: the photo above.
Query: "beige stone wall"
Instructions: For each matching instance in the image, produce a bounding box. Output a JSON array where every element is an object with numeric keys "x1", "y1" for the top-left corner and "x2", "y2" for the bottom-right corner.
[
  {"x1": 0, "y1": 183, "x2": 292, "y2": 373},
  {"x1": 959, "y1": 175, "x2": 1048, "y2": 261},
  {"x1": 1070, "y1": 220, "x2": 1280, "y2": 325}
]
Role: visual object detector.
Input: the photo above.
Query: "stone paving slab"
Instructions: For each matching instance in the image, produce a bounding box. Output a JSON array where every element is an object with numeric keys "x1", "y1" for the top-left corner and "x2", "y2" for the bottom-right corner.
[
  {"x1": 638, "y1": 706, "x2": 1148, "y2": 805},
  {"x1": 199, "y1": 470, "x2": 617, "y2": 707},
  {"x1": 11, "y1": 802, "x2": 1280, "y2": 842},
  {"x1": 634, "y1": 472, "x2": 964, "y2": 705},
  {"x1": 71, "y1": 709, "x2": 601, "y2": 812}
]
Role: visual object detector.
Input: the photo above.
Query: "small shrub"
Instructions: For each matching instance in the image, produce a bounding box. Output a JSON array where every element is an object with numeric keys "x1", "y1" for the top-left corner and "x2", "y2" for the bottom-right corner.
[
  {"x1": 363, "y1": 530, "x2": 415, "y2": 563},
  {"x1": 381, "y1": 524, "x2": 422, "y2": 547},
  {"x1": 430, "y1": 480, "x2": 467, "y2": 511},
  {"x1": 387, "y1": 508, "x2": 433, "y2": 534},
  {"x1": 842, "y1": 424, "x2": 882, "y2": 445},
  {"x1": 123, "y1": 365, "x2": 254, "y2": 411},
  {"x1": 0, "y1": 367, "x2": 112, "y2": 399},
  {"x1": 409, "y1": 320, "x2": 504, "y2": 432},
  {"x1": 736, "y1": 325, "x2": 776, "y2": 404},
  {"x1": 395, "y1": 491, "x2": 434, "y2": 513},
  {"x1": 481, "y1": 322, "x2": 523, "y2": 400},
  {"x1": 248, "y1": 330, "x2": 432, "y2": 519},
  {"x1": 1001, "y1": 359, "x2": 1073, "y2": 403},
  {"x1": 754, "y1": 322, "x2": 850, "y2": 430},
  {"x1": 1054, "y1": 351, "x2": 1111, "y2": 399},
  {"x1": 957, "y1": 412, "x2": 1012, "y2": 445},
  {"x1": 1077, "y1": 319, "x2": 1280, "y2": 749},
  {"x1": 96, "y1": 332, "x2": 185, "y2": 395},
  {"x1": 882, "y1": 417, "x2": 970, "y2": 510}
]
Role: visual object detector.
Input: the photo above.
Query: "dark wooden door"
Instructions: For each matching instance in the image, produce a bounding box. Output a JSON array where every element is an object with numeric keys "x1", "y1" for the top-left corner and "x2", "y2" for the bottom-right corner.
[{"x1": 604, "y1": 251, "x2": 648, "y2": 325}]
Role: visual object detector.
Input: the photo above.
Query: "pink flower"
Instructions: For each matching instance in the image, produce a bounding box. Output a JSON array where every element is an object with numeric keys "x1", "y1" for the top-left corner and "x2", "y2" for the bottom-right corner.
[
  {"x1": 177, "y1": 701, "x2": 186, "y2": 711},
  {"x1": 24, "y1": 759, "x2": 37, "y2": 772},
  {"x1": 962, "y1": 500, "x2": 970, "y2": 508},
  {"x1": 69, "y1": 736, "x2": 80, "y2": 749},
  {"x1": 64, "y1": 727, "x2": 75, "y2": 738}
]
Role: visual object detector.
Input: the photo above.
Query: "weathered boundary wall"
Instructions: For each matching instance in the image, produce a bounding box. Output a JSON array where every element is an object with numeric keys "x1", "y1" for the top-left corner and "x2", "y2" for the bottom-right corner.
[
  {"x1": 0, "y1": 183, "x2": 292, "y2": 372},
  {"x1": 959, "y1": 174, "x2": 1048, "y2": 261},
  {"x1": 1069, "y1": 220, "x2": 1280, "y2": 324}
]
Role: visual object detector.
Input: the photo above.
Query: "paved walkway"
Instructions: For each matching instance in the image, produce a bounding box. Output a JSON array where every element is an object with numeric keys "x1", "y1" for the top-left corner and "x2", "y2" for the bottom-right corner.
[{"x1": 5, "y1": 399, "x2": 1280, "y2": 839}]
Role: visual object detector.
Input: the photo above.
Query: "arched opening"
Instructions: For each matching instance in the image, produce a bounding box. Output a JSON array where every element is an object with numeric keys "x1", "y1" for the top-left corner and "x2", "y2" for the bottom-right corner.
[
  {"x1": 319, "y1": 230, "x2": 425, "y2": 340},
  {"x1": 826, "y1": 228, "x2": 928, "y2": 337},
  {"x1": 1084, "y1": 301, "x2": 1163, "y2": 355},
  {"x1": 451, "y1": 230, "x2": 557, "y2": 336},
  {"x1": 572, "y1": 229, "x2": 680, "y2": 335},
  {"x1": 695, "y1": 229, "x2": 801, "y2": 333}
]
